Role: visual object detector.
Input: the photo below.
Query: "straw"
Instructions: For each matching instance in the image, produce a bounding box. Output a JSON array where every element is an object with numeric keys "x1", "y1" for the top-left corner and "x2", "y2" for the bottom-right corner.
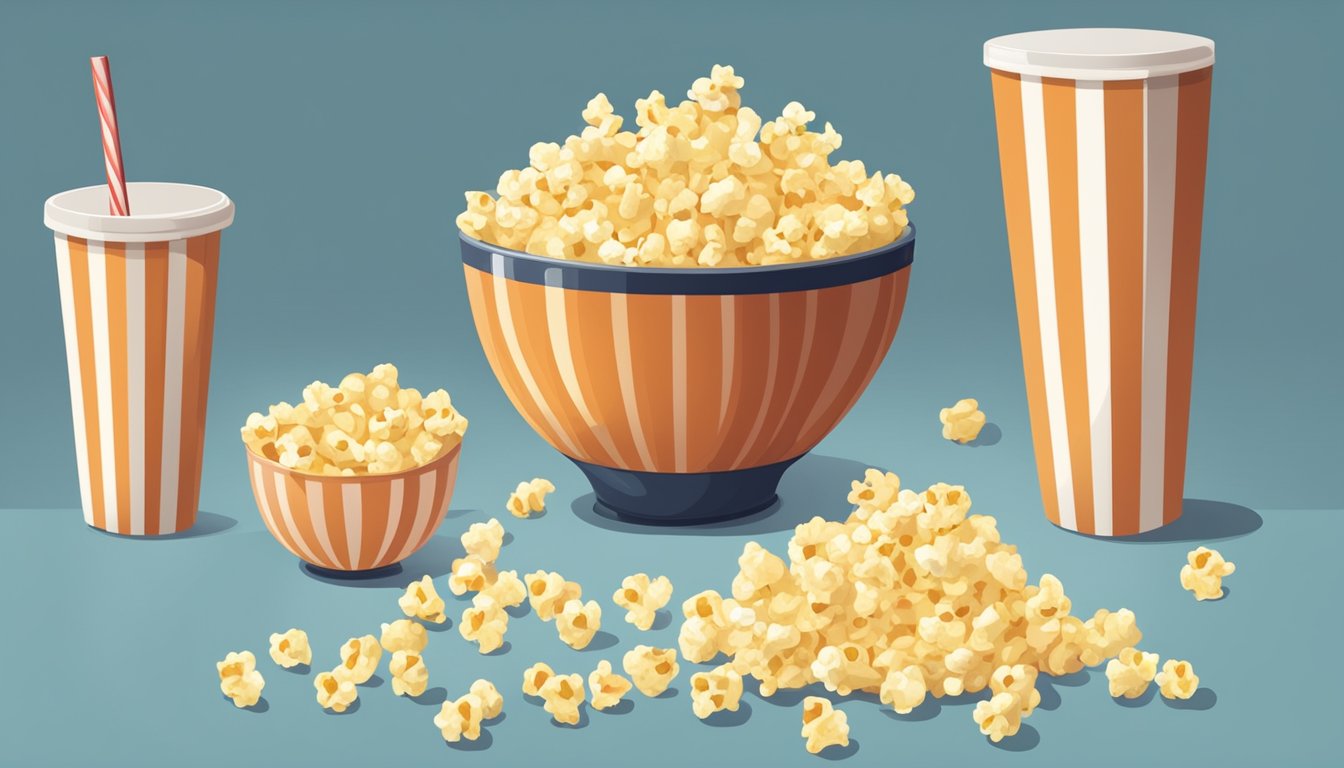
[{"x1": 89, "y1": 55, "x2": 130, "y2": 215}]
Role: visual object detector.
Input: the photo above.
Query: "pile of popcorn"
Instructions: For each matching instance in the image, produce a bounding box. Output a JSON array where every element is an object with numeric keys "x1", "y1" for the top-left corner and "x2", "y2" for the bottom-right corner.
[
  {"x1": 456, "y1": 65, "x2": 915, "y2": 267},
  {"x1": 675, "y1": 469, "x2": 1209, "y2": 747},
  {"x1": 239, "y1": 364, "x2": 467, "y2": 476},
  {"x1": 217, "y1": 469, "x2": 1227, "y2": 753}
]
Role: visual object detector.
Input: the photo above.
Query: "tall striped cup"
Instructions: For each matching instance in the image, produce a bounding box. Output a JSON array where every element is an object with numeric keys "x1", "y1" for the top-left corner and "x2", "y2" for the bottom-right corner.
[
  {"x1": 985, "y1": 29, "x2": 1214, "y2": 535},
  {"x1": 46, "y1": 182, "x2": 234, "y2": 536}
]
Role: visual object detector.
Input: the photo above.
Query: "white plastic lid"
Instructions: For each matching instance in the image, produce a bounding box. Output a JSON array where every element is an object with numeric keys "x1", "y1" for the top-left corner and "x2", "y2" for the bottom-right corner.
[
  {"x1": 984, "y1": 28, "x2": 1214, "y2": 81},
  {"x1": 45, "y1": 182, "x2": 235, "y2": 242}
]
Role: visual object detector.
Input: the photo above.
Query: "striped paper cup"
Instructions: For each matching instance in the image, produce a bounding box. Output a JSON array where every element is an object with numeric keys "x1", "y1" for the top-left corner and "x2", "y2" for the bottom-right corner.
[
  {"x1": 986, "y1": 29, "x2": 1214, "y2": 535},
  {"x1": 46, "y1": 182, "x2": 234, "y2": 536},
  {"x1": 460, "y1": 228, "x2": 914, "y2": 524},
  {"x1": 246, "y1": 442, "x2": 462, "y2": 573}
]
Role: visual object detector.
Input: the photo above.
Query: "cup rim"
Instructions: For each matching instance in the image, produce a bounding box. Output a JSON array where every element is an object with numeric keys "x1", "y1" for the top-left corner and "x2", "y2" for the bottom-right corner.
[
  {"x1": 45, "y1": 182, "x2": 235, "y2": 242},
  {"x1": 459, "y1": 224, "x2": 914, "y2": 295},
  {"x1": 244, "y1": 439, "x2": 462, "y2": 482},
  {"x1": 984, "y1": 28, "x2": 1214, "y2": 80}
]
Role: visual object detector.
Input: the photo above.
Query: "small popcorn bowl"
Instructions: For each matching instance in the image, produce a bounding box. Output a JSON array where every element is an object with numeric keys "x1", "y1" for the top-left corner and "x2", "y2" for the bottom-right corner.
[
  {"x1": 460, "y1": 227, "x2": 914, "y2": 525},
  {"x1": 245, "y1": 442, "x2": 462, "y2": 576}
]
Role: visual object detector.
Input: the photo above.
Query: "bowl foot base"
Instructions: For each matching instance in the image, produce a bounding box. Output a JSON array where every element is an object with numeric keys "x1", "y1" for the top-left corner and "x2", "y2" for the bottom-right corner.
[
  {"x1": 570, "y1": 456, "x2": 801, "y2": 526},
  {"x1": 302, "y1": 561, "x2": 404, "y2": 580}
]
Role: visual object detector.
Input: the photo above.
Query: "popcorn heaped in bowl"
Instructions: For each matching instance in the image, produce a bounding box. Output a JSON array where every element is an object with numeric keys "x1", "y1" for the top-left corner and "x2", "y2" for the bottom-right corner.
[
  {"x1": 457, "y1": 65, "x2": 914, "y2": 267},
  {"x1": 240, "y1": 363, "x2": 467, "y2": 476}
]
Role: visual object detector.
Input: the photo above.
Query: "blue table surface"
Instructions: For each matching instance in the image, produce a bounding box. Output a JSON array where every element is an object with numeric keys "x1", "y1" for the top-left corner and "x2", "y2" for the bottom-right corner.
[{"x1": 1, "y1": 493, "x2": 1338, "y2": 767}]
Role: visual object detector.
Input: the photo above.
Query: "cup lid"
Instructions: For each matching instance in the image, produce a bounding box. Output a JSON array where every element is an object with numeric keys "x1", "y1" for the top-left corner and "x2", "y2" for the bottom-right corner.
[
  {"x1": 984, "y1": 28, "x2": 1214, "y2": 80},
  {"x1": 45, "y1": 182, "x2": 235, "y2": 242}
]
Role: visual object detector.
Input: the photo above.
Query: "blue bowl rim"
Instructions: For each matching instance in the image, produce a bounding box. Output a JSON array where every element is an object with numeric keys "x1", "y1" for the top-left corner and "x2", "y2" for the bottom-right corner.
[{"x1": 459, "y1": 224, "x2": 914, "y2": 296}]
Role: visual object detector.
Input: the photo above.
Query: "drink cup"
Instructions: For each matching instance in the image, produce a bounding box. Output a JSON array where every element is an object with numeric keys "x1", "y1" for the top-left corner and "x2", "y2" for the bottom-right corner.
[
  {"x1": 45, "y1": 182, "x2": 234, "y2": 535},
  {"x1": 985, "y1": 29, "x2": 1213, "y2": 535}
]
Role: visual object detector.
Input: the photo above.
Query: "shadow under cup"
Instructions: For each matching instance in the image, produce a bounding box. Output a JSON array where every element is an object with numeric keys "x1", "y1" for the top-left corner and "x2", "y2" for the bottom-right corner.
[
  {"x1": 45, "y1": 182, "x2": 234, "y2": 536},
  {"x1": 459, "y1": 228, "x2": 915, "y2": 524}
]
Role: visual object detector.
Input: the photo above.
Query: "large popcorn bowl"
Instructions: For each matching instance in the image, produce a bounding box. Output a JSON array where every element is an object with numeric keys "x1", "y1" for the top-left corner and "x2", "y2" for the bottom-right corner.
[
  {"x1": 245, "y1": 442, "x2": 462, "y2": 574},
  {"x1": 460, "y1": 226, "x2": 914, "y2": 524}
]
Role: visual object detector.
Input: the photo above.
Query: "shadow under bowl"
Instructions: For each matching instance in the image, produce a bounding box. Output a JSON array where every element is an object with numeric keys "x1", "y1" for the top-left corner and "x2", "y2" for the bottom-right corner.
[
  {"x1": 460, "y1": 228, "x2": 915, "y2": 524},
  {"x1": 245, "y1": 441, "x2": 461, "y2": 572}
]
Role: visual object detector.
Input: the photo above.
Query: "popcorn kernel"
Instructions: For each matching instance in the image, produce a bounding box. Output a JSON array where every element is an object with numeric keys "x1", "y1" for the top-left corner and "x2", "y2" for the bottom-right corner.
[
  {"x1": 588, "y1": 660, "x2": 633, "y2": 711},
  {"x1": 940, "y1": 398, "x2": 987, "y2": 444},
  {"x1": 268, "y1": 628, "x2": 312, "y2": 669},
  {"x1": 800, "y1": 696, "x2": 850, "y2": 754},
  {"x1": 217, "y1": 650, "x2": 265, "y2": 708}
]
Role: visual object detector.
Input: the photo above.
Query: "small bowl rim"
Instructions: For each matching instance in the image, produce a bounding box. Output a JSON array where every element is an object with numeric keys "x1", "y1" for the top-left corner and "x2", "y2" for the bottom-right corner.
[
  {"x1": 243, "y1": 438, "x2": 462, "y2": 482},
  {"x1": 459, "y1": 224, "x2": 914, "y2": 296}
]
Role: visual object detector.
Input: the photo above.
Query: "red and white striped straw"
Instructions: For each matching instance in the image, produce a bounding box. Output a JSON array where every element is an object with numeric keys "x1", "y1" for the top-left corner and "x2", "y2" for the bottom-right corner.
[{"x1": 89, "y1": 55, "x2": 130, "y2": 216}]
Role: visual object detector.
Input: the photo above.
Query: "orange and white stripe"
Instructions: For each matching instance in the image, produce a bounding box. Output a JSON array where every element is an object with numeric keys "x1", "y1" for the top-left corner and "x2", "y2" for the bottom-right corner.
[
  {"x1": 990, "y1": 67, "x2": 1212, "y2": 535},
  {"x1": 246, "y1": 444, "x2": 461, "y2": 571},
  {"x1": 53, "y1": 232, "x2": 219, "y2": 535},
  {"x1": 463, "y1": 262, "x2": 910, "y2": 475}
]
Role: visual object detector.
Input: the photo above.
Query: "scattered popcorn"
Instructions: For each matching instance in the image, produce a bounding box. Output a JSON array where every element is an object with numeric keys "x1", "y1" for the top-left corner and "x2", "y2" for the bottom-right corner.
[
  {"x1": 218, "y1": 465, "x2": 1196, "y2": 747},
  {"x1": 990, "y1": 664, "x2": 1041, "y2": 715},
  {"x1": 389, "y1": 651, "x2": 429, "y2": 697},
  {"x1": 461, "y1": 518, "x2": 506, "y2": 563},
  {"x1": 972, "y1": 692, "x2": 1023, "y2": 742},
  {"x1": 449, "y1": 554, "x2": 498, "y2": 596},
  {"x1": 457, "y1": 67, "x2": 915, "y2": 267},
  {"x1": 217, "y1": 650, "x2": 265, "y2": 708},
  {"x1": 1180, "y1": 546, "x2": 1235, "y2": 601},
  {"x1": 314, "y1": 670, "x2": 358, "y2": 712},
  {"x1": 690, "y1": 664, "x2": 743, "y2": 719},
  {"x1": 522, "y1": 662, "x2": 556, "y2": 697},
  {"x1": 380, "y1": 619, "x2": 429, "y2": 654},
  {"x1": 240, "y1": 364, "x2": 467, "y2": 475},
  {"x1": 435, "y1": 693, "x2": 485, "y2": 742},
  {"x1": 525, "y1": 570, "x2": 582, "y2": 621},
  {"x1": 399, "y1": 575, "x2": 448, "y2": 624},
  {"x1": 623, "y1": 645, "x2": 679, "y2": 697},
  {"x1": 676, "y1": 468, "x2": 1151, "y2": 737},
  {"x1": 940, "y1": 398, "x2": 987, "y2": 443},
  {"x1": 800, "y1": 696, "x2": 850, "y2": 754},
  {"x1": 470, "y1": 679, "x2": 505, "y2": 720},
  {"x1": 460, "y1": 594, "x2": 510, "y2": 654},
  {"x1": 588, "y1": 660, "x2": 633, "y2": 711},
  {"x1": 482, "y1": 569, "x2": 527, "y2": 609},
  {"x1": 507, "y1": 478, "x2": 555, "y2": 518},
  {"x1": 1106, "y1": 647, "x2": 1160, "y2": 699},
  {"x1": 334, "y1": 635, "x2": 382, "y2": 685},
  {"x1": 613, "y1": 573, "x2": 674, "y2": 631},
  {"x1": 539, "y1": 672, "x2": 586, "y2": 725},
  {"x1": 268, "y1": 628, "x2": 312, "y2": 668},
  {"x1": 1156, "y1": 659, "x2": 1200, "y2": 700},
  {"x1": 557, "y1": 598, "x2": 603, "y2": 650}
]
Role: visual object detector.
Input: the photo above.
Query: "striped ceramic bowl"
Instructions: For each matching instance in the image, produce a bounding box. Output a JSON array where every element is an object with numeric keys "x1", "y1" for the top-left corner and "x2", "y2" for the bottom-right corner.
[
  {"x1": 460, "y1": 227, "x2": 915, "y2": 524},
  {"x1": 246, "y1": 442, "x2": 462, "y2": 574}
]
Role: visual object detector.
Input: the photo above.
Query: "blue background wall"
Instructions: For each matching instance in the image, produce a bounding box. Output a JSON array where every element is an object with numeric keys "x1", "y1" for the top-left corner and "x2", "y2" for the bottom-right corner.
[{"x1": 2, "y1": 0, "x2": 1337, "y2": 512}]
